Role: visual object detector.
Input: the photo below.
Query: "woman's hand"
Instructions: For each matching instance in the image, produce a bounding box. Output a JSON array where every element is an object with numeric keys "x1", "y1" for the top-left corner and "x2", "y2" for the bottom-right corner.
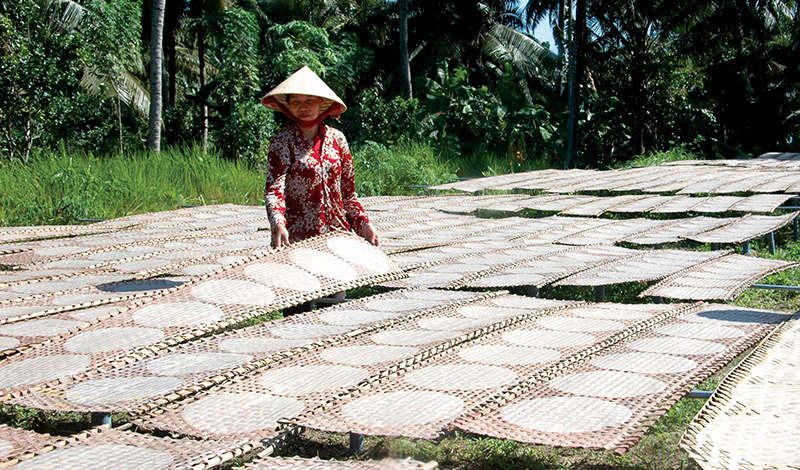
[
  {"x1": 360, "y1": 224, "x2": 380, "y2": 247},
  {"x1": 271, "y1": 224, "x2": 290, "y2": 248}
]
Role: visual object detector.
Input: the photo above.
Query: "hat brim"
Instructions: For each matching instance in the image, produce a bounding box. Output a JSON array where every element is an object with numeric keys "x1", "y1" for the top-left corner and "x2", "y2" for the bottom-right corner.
[{"x1": 260, "y1": 66, "x2": 347, "y2": 116}]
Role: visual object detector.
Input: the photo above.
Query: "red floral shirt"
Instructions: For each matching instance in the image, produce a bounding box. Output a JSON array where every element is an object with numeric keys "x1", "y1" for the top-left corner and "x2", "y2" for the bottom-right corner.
[{"x1": 264, "y1": 121, "x2": 370, "y2": 242}]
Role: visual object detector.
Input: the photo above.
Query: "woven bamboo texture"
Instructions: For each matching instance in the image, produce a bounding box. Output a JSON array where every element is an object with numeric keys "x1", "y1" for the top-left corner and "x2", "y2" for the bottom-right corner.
[
  {"x1": 684, "y1": 212, "x2": 798, "y2": 244},
  {"x1": 241, "y1": 456, "x2": 437, "y2": 470},
  {"x1": 641, "y1": 254, "x2": 799, "y2": 300},
  {"x1": 554, "y1": 249, "x2": 730, "y2": 286},
  {"x1": 9, "y1": 289, "x2": 493, "y2": 413},
  {"x1": 680, "y1": 312, "x2": 800, "y2": 470},
  {"x1": 454, "y1": 304, "x2": 790, "y2": 453},
  {"x1": 728, "y1": 193, "x2": 793, "y2": 213},
  {"x1": 623, "y1": 217, "x2": 737, "y2": 245},
  {"x1": 463, "y1": 244, "x2": 642, "y2": 289},
  {"x1": 0, "y1": 232, "x2": 404, "y2": 396},
  {"x1": 382, "y1": 243, "x2": 583, "y2": 289},
  {"x1": 131, "y1": 294, "x2": 576, "y2": 440},
  {"x1": 0, "y1": 425, "x2": 258, "y2": 469},
  {"x1": 554, "y1": 218, "x2": 675, "y2": 246},
  {"x1": 427, "y1": 162, "x2": 800, "y2": 195},
  {"x1": 294, "y1": 302, "x2": 692, "y2": 440},
  {"x1": 559, "y1": 195, "x2": 654, "y2": 216}
]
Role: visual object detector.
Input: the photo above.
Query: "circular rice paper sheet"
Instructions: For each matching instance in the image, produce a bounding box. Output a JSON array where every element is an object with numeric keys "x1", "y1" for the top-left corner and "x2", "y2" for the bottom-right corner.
[
  {"x1": 370, "y1": 329, "x2": 459, "y2": 346},
  {"x1": 549, "y1": 370, "x2": 667, "y2": 398},
  {"x1": 536, "y1": 316, "x2": 625, "y2": 333},
  {"x1": 181, "y1": 392, "x2": 304, "y2": 434},
  {"x1": 0, "y1": 306, "x2": 54, "y2": 320},
  {"x1": 218, "y1": 337, "x2": 311, "y2": 354},
  {"x1": 317, "y1": 309, "x2": 402, "y2": 326},
  {"x1": 0, "y1": 337, "x2": 20, "y2": 350},
  {"x1": 567, "y1": 306, "x2": 652, "y2": 321},
  {"x1": 69, "y1": 305, "x2": 122, "y2": 322},
  {"x1": 401, "y1": 290, "x2": 476, "y2": 301},
  {"x1": 628, "y1": 336, "x2": 725, "y2": 356},
  {"x1": 270, "y1": 323, "x2": 352, "y2": 340},
  {"x1": 456, "y1": 305, "x2": 530, "y2": 320},
  {"x1": 458, "y1": 345, "x2": 561, "y2": 365},
  {"x1": 289, "y1": 248, "x2": 358, "y2": 282},
  {"x1": 51, "y1": 293, "x2": 118, "y2": 306},
  {"x1": 655, "y1": 322, "x2": 745, "y2": 340},
  {"x1": 591, "y1": 352, "x2": 697, "y2": 374},
  {"x1": 65, "y1": 376, "x2": 182, "y2": 406},
  {"x1": 191, "y1": 279, "x2": 275, "y2": 306},
  {"x1": 501, "y1": 396, "x2": 632, "y2": 433},
  {"x1": 146, "y1": 352, "x2": 252, "y2": 376},
  {"x1": 0, "y1": 319, "x2": 86, "y2": 337},
  {"x1": 327, "y1": 236, "x2": 392, "y2": 274},
  {"x1": 244, "y1": 263, "x2": 321, "y2": 292},
  {"x1": 0, "y1": 439, "x2": 12, "y2": 458},
  {"x1": 0, "y1": 354, "x2": 90, "y2": 388},
  {"x1": 133, "y1": 301, "x2": 225, "y2": 328},
  {"x1": 258, "y1": 365, "x2": 369, "y2": 395},
  {"x1": 341, "y1": 391, "x2": 464, "y2": 427},
  {"x1": 320, "y1": 345, "x2": 418, "y2": 366},
  {"x1": 14, "y1": 444, "x2": 173, "y2": 470},
  {"x1": 491, "y1": 296, "x2": 568, "y2": 310},
  {"x1": 417, "y1": 316, "x2": 490, "y2": 331},
  {"x1": 404, "y1": 364, "x2": 517, "y2": 391},
  {"x1": 363, "y1": 298, "x2": 441, "y2": 312},
  {"x1": 503, "y1": 329, "x2": 596, "y2": 348},
  {"x1": 64, "y1": 327, "x2": 165, "y2": 354}
]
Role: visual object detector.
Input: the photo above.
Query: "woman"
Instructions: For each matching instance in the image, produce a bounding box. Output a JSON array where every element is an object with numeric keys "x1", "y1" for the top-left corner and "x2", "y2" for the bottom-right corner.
[{"x1": 261, "y1": 66, "x2": 379, "y2": 249}]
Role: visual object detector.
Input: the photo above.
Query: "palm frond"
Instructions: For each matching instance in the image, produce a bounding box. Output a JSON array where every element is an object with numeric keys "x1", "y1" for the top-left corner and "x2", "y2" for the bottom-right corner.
[{"x1": 42, "y1": 0, "x2": 85, "y2": 31}]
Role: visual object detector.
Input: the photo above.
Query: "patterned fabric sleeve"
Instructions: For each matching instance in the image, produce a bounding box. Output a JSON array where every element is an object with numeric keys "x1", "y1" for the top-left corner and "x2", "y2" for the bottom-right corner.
[
  {"x1": 264, "y1": 128, "x2": 292, "y2": 229},
  {"x1": 336, "y1": 131, "x2": 371, "y2": 235}
]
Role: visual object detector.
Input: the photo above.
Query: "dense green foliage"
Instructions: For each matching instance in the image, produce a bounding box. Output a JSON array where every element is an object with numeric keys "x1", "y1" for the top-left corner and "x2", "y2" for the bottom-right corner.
[{"x1": 3, "y1": 0, "x2": 800, "y2": 168}]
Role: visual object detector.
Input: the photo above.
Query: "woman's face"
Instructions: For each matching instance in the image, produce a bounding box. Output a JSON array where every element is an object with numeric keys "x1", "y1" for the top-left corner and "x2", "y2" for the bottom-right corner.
[{"x1": 287, "y1": 94, "x2": 322, "y2": 121}]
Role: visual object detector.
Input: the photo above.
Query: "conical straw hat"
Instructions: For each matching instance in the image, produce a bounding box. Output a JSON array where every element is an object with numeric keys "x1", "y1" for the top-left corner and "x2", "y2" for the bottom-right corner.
[{"x1": 261, "y1": 66, "x2": 347, "y2": 117}]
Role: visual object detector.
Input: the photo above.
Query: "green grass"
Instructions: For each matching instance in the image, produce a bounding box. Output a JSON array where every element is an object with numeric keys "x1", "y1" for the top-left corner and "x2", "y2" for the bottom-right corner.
[{"x1": 0, "y1": 143, "x2": 263, "y2": 227}]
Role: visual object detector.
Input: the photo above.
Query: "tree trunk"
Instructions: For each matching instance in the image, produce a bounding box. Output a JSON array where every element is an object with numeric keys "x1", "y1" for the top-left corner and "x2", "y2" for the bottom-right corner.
[
  {"x1": 565, "y1": 0, "x2": 585, "y2": 169},
  {"x1": 199, "y1": 25, "x2": 208, "y2": 152},
  {"x1": 399, "y1": 0, "x2": 412, "y2": 99},
  {"x1": 148, "y1": 0, "x2": 165, "y2": 153}
]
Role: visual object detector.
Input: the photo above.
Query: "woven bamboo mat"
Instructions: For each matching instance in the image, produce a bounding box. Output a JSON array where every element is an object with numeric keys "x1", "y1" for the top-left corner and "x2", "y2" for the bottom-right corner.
[
  {"x1": 11, "y1": 289, "x2": 492, "y2": 413},
  {"x1": 554, "y1": 218, "x2": 675, "y2": 246},
  {"x1": 677, "y1": 171, "x2": 762, "y2": 195},
  {"x1": 431, "y1": 194, "x2": 536, "y2": 215},
  {"x1": 623, "y1": 216, "x2": 737, "y2": 245},
  {"x1": 728, "y1": 193, "x2": 793, "y2": 213},
  {"x1": 293, "y1": 302, "x2": 692, "y2": 440},
  {"x1": 465, "y1": 244, "x2": 641, "y2": 289},
  {"x1": 749, "y1": 172, "x2": 800, "y2": 192},
  {"x1": 517, "y1": 195, "x2": 599, "y2": 213},
  {"x1": 648, "y1": 196, "x2": 709, "y2": 214},
  {"x1": 688, "y1": 196, "x2": 747, "y2": 213},
  {"x1": 518, "y1": 218, "x2": 620, "y2": 244},
  {"x1": 708, "y1": 170, "x2": 788, "y2": 194},
  {"x1": 382, "y1": 244, "x2": 580, "y2": 289},
  {"x1": 242, "y1": 456, "x2": 436, "y2": 470},
  {"x1": 0, "y1": 232, "x2": 404, "y2": 396},
  {"x1": 606, "y1": 195, "x2": 677, "y2": 213},
  {"x1": 559, "y1": 195, "x2": 654, "y2": 216},
  {"x1": 131, "y1": 293, "x2": 575, "y2": 440},
  {"x1": 0, "y1": 225, "x2": 118, "y2": 246},
  {"x1": 454, "y1": 303, "x2": 790, "y2": 453},
  {"x1": 0, "y1": 425, "x2": 257, "y2": 469},
  {"x1": 0, "y1": 276, "x2": 186, "y2": 328},
  {"x1": 641, "y1": 254, "x2": 799, "y2": 300},
  {"x1": 554, "y1": 249, "x2": 730, "y2": 287},
  {"x1": 684, "y1": 212, "x2": 798, "y2": 244},
  {"x1": 681, "y1": 312, "x2": 800, "y2": 470},
  {"x1": 0, "y1": 424, "x2": 59, "y2": 465}
]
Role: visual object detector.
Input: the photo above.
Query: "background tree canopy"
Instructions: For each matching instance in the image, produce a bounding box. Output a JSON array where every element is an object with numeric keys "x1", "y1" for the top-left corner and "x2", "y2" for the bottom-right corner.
[{"x1": 2, "y1": 0, "x2": 799, "y2": 168}]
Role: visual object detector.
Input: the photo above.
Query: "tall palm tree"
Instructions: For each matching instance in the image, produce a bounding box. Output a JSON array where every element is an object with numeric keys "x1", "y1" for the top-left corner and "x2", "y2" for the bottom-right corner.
[
  {"x1": 148, "y1": 0, "x2": 165, "y2": 152},
  {"x1": 399, "y1": 0, "x2": 412, "y2": 99}
]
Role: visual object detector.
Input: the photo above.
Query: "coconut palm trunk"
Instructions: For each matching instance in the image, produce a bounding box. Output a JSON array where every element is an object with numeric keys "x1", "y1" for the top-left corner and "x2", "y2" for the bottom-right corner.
[{"x1": 148, "y1": 0, "x2": 165, "y2": 153}]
